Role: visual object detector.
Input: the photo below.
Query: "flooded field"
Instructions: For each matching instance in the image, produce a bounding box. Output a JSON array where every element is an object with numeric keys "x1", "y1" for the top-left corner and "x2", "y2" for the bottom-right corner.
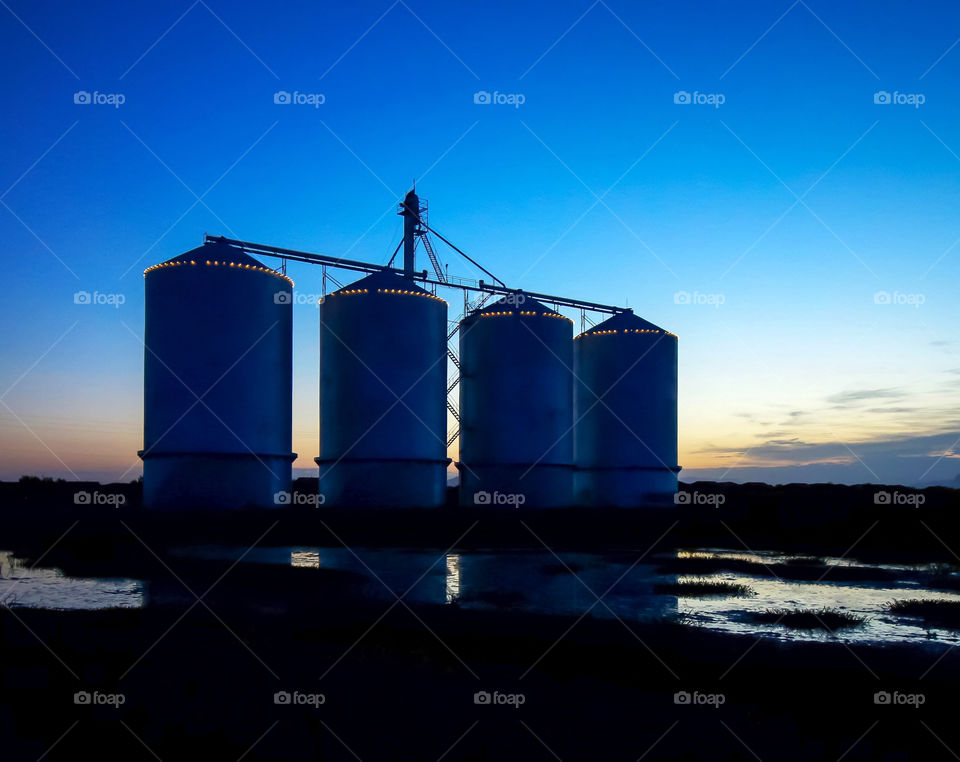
[
  {"x1": 0, "y1": 551, "x2": 143, "y2": 610},
  {"x1": 4, "y1": 544, "x2": 959, "y2": 648}
]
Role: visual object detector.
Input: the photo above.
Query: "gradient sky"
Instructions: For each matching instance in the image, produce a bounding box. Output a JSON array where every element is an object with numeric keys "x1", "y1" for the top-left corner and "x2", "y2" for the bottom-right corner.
[{"x1": 1, "y1": 0, "x2": 958, "y2": 486}]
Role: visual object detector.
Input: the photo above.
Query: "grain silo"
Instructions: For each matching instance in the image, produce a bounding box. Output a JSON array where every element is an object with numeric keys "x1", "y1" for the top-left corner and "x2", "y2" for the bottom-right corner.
[
  {"x1": 457, "y1": 294, "x2": 574, "y2": 508},
  {"x1": 139, "y1": 239, "x2": 296, "y2": 509},
  {"x1": 573, "y1": 311, "x2": 679, "y2": 507},
  {"x1": 315, "y1": 270, "x2": 448, "y2": 507}
]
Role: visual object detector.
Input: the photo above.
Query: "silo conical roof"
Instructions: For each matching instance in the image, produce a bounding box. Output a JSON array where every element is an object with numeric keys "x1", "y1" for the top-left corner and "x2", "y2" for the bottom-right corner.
[
  {"x1": 475, "y1": 293, "x2": 556, "y2": 315},
  {"x1": 577, "y1": 310, "x2": 673, "y2": 338},
  {"x1": 328, "y1": 270, "x2": 446, "y2": 304},
  {"x1": 146, "y1": 239, "x2": 293, "y2": 284},
  {"x1": 333, "y1": 269, "x2": 432, "y2": 296},
  {"x1": 162, "y1": 239, "x2": 268, "y2": 269}
]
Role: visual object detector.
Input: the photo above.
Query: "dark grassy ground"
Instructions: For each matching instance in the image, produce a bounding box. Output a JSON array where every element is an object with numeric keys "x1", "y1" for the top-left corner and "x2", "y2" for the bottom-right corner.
[
  {"x1": 4, "y1": 479, "x2": 960, "y2": 759},
  {"x1": 2, "y1": 590, "x2": 959, "y2": 761},
  {"x1": 4, "y1": 478, "x2": 960, "y2": 561},
  {"x1": 0, "y1": 537, "x2": 958, "y2": 759}
]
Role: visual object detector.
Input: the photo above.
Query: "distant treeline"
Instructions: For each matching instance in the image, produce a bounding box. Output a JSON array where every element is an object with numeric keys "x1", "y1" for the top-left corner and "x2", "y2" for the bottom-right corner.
[{"x1": 1, "y1": 476, "x2": 958, "y2": 558}]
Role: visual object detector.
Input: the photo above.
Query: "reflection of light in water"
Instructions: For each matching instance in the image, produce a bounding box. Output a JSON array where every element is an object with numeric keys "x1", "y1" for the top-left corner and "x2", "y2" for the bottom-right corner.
[
  {"x1": 677, "y1": 548, "x2": 936, "y2": 573},
  {"x1": 678, "y1": 550, "x2": 759, "y2": 562},
  {"x1": 675, "y1": 571, "x2": 960, "y2": 646},
  {"x1": 445, "y1": 554, "x2": 461, "y2": 604},
  {"x1": 0, "y1": 551, "x2": 143, "y2": 610},
  {"x1": 291, "y1": 550, "x2": 320, "y2": 569}
]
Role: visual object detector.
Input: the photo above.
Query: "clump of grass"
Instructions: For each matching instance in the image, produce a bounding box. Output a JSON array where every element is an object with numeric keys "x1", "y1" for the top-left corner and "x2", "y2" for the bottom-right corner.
[
  {"x1": 655, "y1": 578, "x2": 756, "y2": 598},
  {"x1": 750, "y1": 607, "x2": 867, "y2": 631},
  {"x1": 886, "y1": 599, "x2": 960, "y2": 629}
]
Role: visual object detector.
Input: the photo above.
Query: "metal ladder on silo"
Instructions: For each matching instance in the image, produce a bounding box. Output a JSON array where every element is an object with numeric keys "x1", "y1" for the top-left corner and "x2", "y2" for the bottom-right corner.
[{"x1": 420, "y1": 234, "x2": 446, "y2": 283}]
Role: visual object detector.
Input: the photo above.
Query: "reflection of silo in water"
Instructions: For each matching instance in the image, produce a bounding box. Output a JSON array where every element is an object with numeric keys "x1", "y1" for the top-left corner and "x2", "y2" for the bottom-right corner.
[
  {"x1": 285, "y1": 548, "x2": 447, "y2": 605},
  {"x1": 445, "y1": 554, "x2": 461, "y2": 604},
  {"x1": 291, "y1": 550, "x2": 321, "y2": 569},
  {"x1": 453, "y1": 552, "x2": 677, "y2": 621}
]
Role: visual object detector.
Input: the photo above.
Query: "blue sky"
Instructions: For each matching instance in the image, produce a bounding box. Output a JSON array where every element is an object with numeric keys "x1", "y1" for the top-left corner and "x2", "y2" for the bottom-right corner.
[{"x1": 1, "y1": 0, "x2": 959, "y2": 485}]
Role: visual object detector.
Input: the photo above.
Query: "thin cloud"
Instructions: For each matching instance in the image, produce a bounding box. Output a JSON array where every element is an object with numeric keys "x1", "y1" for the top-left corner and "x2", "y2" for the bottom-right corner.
[{"x1": 826, "y1": 388, "x2": 904, "y2": 405}]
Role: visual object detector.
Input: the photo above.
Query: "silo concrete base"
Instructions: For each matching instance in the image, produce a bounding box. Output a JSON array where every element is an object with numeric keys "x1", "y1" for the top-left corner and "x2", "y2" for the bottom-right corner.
[
  {"x1": 140, "y1": 452, "x2": 295, "y2": 510},
  {"x1": 315, "y1": 457, "x2": 449, "y2": 508},
  {"x1": 457, "y1": 463, "x2": 573, "y2": 509},
  {"x1": 574, "y1": 466, "x2": 680, "y2": 508}
]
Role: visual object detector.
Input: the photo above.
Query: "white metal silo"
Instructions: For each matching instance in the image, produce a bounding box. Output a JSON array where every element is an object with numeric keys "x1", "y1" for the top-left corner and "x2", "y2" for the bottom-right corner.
[
  {"x1": 139, "y1": 239, "x2": 296, "y2": 509},
  {"x1": 457, "y1": 294, "x2": 574, "y2": 508},
  {"x1": 315, "y1": 270, "x2": 449, "y2": 507},
  {"x1": 573, "y1": 311, "x2": 679, "y2": 507}
]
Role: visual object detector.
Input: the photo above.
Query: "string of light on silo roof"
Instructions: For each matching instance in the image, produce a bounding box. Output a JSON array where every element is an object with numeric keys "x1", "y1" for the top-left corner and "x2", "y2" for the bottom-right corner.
[
  {"x1": 575, "y1": 328, "x2": 678, "y2": 340},
  {"x1": 143, "y1": 258, "x2": 294, "y2": 287},
  {"x1": 480, "y1": 310, "x2": 572, "y2": 321},
  {"x1": 373, "y1": 287, "x2": 447, "y2": 304}
]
